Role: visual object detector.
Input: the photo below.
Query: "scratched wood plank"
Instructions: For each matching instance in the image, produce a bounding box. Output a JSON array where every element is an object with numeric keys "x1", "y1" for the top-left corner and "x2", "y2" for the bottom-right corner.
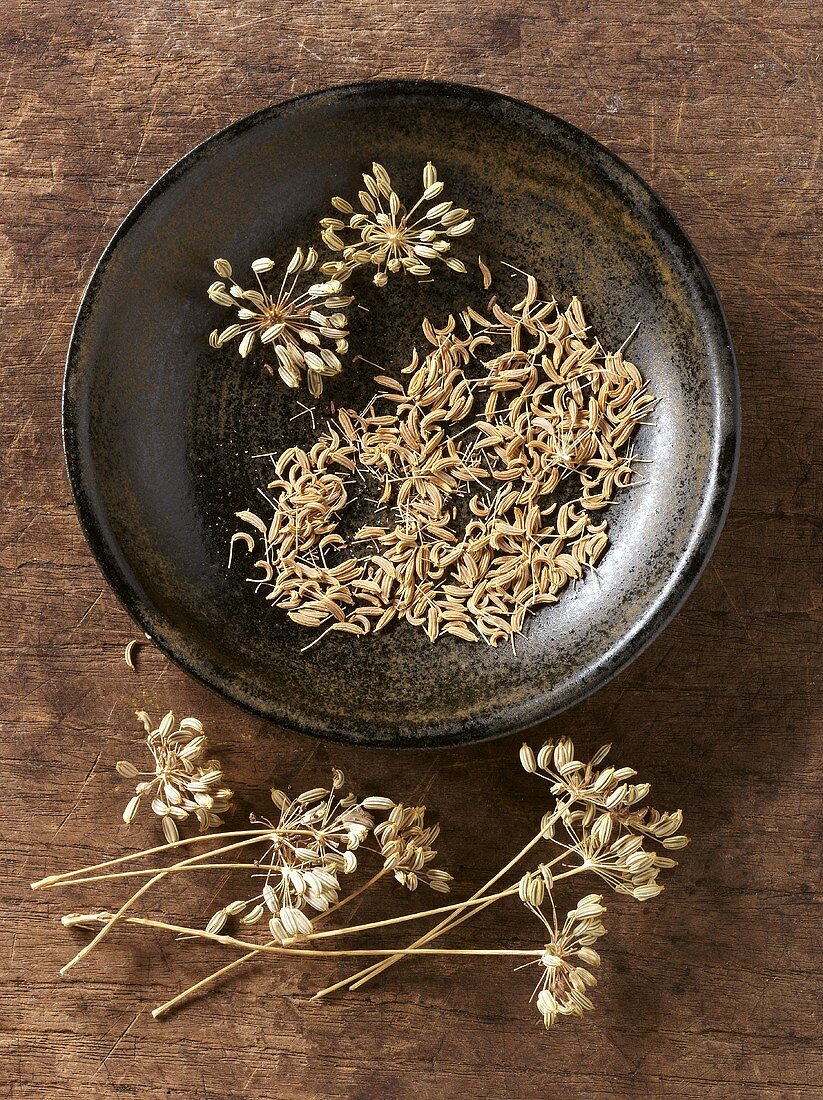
[{"x1": 0, "y1": 1, "x2": 820, "y2": 1097}]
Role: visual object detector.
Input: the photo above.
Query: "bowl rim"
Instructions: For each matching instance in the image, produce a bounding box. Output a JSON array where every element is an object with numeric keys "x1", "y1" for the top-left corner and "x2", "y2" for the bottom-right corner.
[{"x1": 62, "y1": 78, "x2": 741, "y2": 748}]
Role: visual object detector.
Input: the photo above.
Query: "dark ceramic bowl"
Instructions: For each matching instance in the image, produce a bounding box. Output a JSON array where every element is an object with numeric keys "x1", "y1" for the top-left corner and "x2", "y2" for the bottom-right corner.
[{"x1": 63, "y1": 80, "x2": 739, "y2": 748}]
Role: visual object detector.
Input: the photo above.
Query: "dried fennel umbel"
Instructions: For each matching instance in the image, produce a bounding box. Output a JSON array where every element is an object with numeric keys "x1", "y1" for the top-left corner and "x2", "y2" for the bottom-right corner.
[{"x1": 34, "y1": 716, "x2": 686, "y2": 1029}]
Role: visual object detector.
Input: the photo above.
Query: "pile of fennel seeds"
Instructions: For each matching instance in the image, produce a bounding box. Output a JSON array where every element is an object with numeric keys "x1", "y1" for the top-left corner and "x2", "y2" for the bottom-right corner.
[{"x1": 231, "y1": 277, "x2": 655, "y2": 648}]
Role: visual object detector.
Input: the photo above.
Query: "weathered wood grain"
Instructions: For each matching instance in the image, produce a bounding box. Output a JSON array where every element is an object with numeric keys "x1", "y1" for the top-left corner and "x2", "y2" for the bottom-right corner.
[{"x1": 0, "y1": 1, "x2": 820, "y2": 1097}]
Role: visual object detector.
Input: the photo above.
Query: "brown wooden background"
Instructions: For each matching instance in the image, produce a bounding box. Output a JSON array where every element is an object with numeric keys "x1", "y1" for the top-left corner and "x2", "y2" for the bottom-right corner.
[{"x1": 1, "y1": 2, "x2": 820, "y2": 1097}]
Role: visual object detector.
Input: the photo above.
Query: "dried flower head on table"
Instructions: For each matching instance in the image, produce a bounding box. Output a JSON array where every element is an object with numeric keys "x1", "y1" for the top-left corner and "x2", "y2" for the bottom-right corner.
[
  {"x1": 35, "y1": 723, "x2": 685, "y2": 1030},
  {"x1": 116, "y1": 710, "x2": 234, "y2": 844}
]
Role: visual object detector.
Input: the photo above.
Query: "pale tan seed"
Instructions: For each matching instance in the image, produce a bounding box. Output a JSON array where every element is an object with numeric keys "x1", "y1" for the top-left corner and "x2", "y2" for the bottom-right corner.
[{"x1": 124, "y1": 640, "x2": 139, "y2": 670}]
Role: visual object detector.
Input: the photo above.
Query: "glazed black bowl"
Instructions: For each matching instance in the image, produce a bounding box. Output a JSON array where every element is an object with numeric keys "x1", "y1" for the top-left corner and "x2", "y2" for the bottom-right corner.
[{"x1": 63, "y1": 80, "x2": 739, "y2": 748}]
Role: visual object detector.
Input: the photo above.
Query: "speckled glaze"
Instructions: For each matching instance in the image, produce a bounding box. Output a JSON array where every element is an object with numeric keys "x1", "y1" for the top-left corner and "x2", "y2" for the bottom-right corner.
[{"x1": 62, "y1": 80, "x2": 739, "y2": 748}]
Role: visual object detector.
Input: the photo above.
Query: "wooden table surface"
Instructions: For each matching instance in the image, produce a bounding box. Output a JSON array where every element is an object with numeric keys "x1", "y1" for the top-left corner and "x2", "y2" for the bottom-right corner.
[{"x1": 1, "y1": 2, "x2": 820, "y2": 1097}]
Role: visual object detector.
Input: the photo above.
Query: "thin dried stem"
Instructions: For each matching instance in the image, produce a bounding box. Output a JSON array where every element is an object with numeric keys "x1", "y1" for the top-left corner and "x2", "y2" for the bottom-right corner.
[
  {"x1": 347, "y1": 860, "x2": 584, "y2": 995},
  {"x1": 308, "y1": 852, "x2": 572, "y2": 944},
  {"x1": 311, "y1": 883, "x2": 503, "y2": 1000},
  {"x1": 39, "y1": 863, "x2": 275, "y2": 889},
  {"x1": 150, "y1": 867, "x2": 391, "y2": 1017},
  {"x1": 71, "y1": 912, "x2": 541, "y2": 959},
  {"x1": 303, "y1": 885, "x2": 516, "y2": 941},
  {"x1": 144, "y1": 906, "x2": 541, "y2": 1016},
  {"x1": 31, "y1": 829, "x2": 273, "y2": 890},
  {"x1": 59, "y1": 836, "x2": 265, "y2": 975},
  {"x1": 313, "y1": 808, "x2": 565, "y2": 999},
  {"x1": 153, "y1": 948, "x2": 259, "y2": 1019}
]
